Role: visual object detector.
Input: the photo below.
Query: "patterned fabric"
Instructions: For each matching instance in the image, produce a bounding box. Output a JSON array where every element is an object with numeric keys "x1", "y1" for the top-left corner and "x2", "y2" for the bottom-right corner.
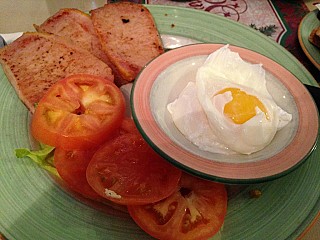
[{"x1": 146, "y1": 0, "x2": 287, "y2": 41}]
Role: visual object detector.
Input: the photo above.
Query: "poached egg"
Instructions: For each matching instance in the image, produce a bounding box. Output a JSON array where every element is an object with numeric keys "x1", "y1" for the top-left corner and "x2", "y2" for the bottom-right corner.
[{"x1": 167, "y1": 45, "x2": 292, "y2": 155}]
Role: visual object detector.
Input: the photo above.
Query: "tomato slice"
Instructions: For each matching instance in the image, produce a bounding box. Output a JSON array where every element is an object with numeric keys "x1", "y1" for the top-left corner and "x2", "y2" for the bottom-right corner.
[
  {"x1": 86, "y1": 122, "x2": 182, "y2": 205},
  {"x1": 127, "y1": 173, "x2": 227, "y2": 240},
  {"x1": 53, "y1": 118, "x2": 137, "y2": 201},
  {"x1": 31, "y1": 74, "x2": 125, "y2": 150},
  {"x1": 54, "y1": 148, "x2": 103, "y2": 200}
]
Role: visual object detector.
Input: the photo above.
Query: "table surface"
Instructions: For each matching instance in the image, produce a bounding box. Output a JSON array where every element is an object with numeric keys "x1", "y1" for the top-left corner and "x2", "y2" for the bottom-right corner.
[{"x1": 0, "y1": 0, "x2": 319, "y2": 240}]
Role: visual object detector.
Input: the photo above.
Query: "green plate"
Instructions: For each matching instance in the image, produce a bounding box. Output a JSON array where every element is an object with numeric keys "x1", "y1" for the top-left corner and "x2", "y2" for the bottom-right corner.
[
  {"x1": 0, "y1": 5, "x2": 319, "y2": 240},
  {"x1": 298, "y1": 9, "x2": 320, "y2": 70}
]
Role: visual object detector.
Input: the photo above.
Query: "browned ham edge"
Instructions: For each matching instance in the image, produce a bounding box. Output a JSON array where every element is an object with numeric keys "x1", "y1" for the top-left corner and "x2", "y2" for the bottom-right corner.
[
  {"x1": 34, "y1": 8, "x2": 112, "y2": 67},
  {"x1": 0, "y1": 32, "x2": 114, "y2": 113},
  {"x1": 91, "y1": 2, "x2": 164, "y2": 86}
]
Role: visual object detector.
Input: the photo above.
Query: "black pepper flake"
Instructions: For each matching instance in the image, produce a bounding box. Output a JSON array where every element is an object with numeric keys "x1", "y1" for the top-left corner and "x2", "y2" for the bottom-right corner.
[
  {"x1": 122, "y1": 18, "x2": 130, "y2": 23},
  {"x1": 171, "y1": 23, "x2": 175, "y2": 28}
]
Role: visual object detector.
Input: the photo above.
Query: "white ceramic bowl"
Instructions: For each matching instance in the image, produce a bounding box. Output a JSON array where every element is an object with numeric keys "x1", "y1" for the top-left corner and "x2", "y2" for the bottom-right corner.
[{"x1": 131, "y1": 43, "x2": 318, "y2": 184}]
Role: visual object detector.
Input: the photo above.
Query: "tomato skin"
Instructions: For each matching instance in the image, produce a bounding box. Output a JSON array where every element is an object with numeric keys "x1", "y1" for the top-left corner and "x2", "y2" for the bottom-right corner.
[
  {"x1": 54, "y1": 148, "x2": 104, "y2": 201},
  {"x1": 53, "y1": 118, "x2": 137, "y2": 201},
  {"x1": 86, "y1": 121, "x2": 182, "y2": 205},
  {"x1": 127, "y1": 173, "x2": 227, "y2": 240},
  {"x1": 31, "y1": 74, "x2": 125, "y2": 150}
]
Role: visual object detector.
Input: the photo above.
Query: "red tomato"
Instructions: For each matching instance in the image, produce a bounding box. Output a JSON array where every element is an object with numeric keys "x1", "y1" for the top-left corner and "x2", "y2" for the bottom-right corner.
[
  {"x1": 127, "y1": 173, "x2": 227, "y2": 240},
  {"x1": 54, "y1": 148, "x2": 103, "y2": 201},
  {"x1": 53, "y1": 118, "x2": 137, "y2": 201},
  {"x1": 86, "y1": 125, "x2": 182, "y2": 205},
  {"x1": 113, "y1": 117, "x2": 140, "y2": 135},
  {"x1": 31, "y1": 74, "x2": 125, "y2": 150}
]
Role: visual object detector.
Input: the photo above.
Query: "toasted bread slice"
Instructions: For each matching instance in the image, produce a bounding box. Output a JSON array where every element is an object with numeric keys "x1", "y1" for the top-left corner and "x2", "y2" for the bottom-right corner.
[
  {"x1": 34, "y1": 8, "x2": 111, "y2": 65},
  {"x1": 0, "y1": 32, "x2": 114, "y2": 113},
  {"x1": 91, "y1": 2, "x2": 164, "y2": 86}
]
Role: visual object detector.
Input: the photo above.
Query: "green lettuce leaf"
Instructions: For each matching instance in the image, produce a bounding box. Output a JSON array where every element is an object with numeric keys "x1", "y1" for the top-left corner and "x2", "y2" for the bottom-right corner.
[{"x1": 15, "y1": 143, "x2": 59, "y2": 177}]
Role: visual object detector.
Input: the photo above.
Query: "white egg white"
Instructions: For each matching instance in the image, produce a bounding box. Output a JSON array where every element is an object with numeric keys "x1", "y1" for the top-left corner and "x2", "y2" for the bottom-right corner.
[
  {"x1": 167, "y1": 82, "x2": 236, "y2": 154},
  {"x1": 198, "y1": 45, "x2": 271, "y2": 98}
]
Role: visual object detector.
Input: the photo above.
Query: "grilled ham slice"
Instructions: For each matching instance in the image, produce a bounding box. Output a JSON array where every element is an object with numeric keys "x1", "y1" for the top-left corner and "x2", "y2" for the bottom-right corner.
[
  {"x1": 34, "y1": 8, "x2": 111, "y2": 66},
  {"x1": 91, "y1": 2, "x2": 164, "y2": 86},
  {"x1": 0, "y1": 32, "x2": 114, "y2": 113}
]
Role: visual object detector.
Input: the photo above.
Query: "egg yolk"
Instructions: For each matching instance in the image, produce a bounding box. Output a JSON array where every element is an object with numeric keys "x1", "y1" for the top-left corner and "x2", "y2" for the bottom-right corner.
[{"x1": 217, "y1": 88, "x2": 269, "y2": 124}]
